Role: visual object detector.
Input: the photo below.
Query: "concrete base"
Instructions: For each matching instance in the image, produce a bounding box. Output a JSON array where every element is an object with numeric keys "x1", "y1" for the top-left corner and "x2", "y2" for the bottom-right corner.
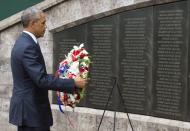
[
  {"x1": 4, "y1": 104, "x2": 190, "y2": 131},
  {"x1": 51, "y1": 105, "x2": 190, "y2": 131}
]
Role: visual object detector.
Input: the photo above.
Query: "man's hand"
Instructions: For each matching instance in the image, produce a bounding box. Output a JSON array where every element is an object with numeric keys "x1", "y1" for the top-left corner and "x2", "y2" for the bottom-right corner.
[{"x1": 74, "y1": 76, "x2": 89, "y2": 89}]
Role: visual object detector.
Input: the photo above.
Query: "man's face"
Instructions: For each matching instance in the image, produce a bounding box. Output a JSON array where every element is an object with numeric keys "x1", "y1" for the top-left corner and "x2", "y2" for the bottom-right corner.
[{"x1": 32, "y1": 13, "x2": 46, "y2": 38}]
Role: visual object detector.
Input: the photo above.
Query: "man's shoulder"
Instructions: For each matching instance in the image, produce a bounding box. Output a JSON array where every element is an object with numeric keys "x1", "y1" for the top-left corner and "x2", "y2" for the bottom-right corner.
[
  {"x1": 16, "y1": 33, "x2": 33, "y2": 44},
  {"x1": 12, "y1": 33, "x2": 35, "y2": 56},
  {"x1": 14, "y1": 33, "x2": 34, "y2": 49}
]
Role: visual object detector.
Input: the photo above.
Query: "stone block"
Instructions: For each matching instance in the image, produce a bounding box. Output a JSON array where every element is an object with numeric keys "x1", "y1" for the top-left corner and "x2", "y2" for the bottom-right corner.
[
  {"x1": 51, "y1": 108, "x2": 69, "y2": 131},
  {"x1": 0, "y1": 45, "x2": 12, "y2": 60},
  {"x1": 38, "y1": 40, "x2": 53, "y2": 54},
  {"x1": 0, "y1": 111, "x2": 16, "y2": 131},
  {"x1": 0, "y1": 84, "x2": 12, "y2": 99},
  {"x1": 0, "y1": 59, "x2": 12, "y2": 85},
  {"x1": 0, "y1": 25, "x2": 22, "y2": 46},
  {"x1": 0, "y1": 25, "x2": 22, "y2": 60},
  {"x1": 46, "y1": 0, "x2": 140, "y2": 31},
  {"x1": 0, "y1": 98, "x2": 10, "y2": 112},
  {"x1": 77, "y1": 113, "x2": 96, "y2": 131},
  {"x1": 51, "y1": 106, "x2": 190, "y2": 131},
  {"x1": 43, "y1": 53, "x2": 53, "y2": 73},
  {"x1": 40, "y1": 30, "x2": 53, "y2": 41}
]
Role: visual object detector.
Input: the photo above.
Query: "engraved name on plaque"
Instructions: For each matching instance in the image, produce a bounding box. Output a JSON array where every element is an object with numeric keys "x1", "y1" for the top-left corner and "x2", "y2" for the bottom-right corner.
[
  {"x1": 152, "y1": 1, "x2": 188, "y2": 120},
  {"x1": 86, "y1": 16, "x2": 117, "y2": 110},
  {"x1": 119, "y1": 7, "x2": 153, "y2": 114}
]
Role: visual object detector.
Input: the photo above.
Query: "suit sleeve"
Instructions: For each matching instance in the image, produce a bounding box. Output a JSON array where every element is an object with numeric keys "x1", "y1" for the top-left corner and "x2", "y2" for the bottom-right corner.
[{"x1": 22, "y1": 44, "x2": 75, "y2": 93}]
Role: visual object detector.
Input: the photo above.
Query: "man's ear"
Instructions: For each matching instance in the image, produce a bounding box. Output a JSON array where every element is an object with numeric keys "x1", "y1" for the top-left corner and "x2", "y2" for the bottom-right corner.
[{"x1": 29, "y1": 20, "x2": 36, "y2": 27}]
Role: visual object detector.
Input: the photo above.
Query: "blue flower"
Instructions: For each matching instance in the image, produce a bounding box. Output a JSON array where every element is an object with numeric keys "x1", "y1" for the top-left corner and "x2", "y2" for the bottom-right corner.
[{"x1": 59, "y1": 64, "x2": 69, "y2": 74}]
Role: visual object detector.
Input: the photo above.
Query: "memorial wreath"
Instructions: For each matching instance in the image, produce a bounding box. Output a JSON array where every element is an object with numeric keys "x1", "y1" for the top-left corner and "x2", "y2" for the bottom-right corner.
[{"x1": 55, "y1": 44, "x2": 91, "y2": 112}]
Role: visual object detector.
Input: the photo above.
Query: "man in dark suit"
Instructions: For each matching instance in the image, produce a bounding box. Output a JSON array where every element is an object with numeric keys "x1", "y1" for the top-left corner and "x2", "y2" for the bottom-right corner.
[{"x1": 9, "y1": 7, "x2": 88, "y2": 131}]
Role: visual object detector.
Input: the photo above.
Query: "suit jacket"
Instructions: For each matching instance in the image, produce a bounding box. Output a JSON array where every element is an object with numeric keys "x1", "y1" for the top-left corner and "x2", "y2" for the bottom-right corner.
[{"x1": 9, "y1": 32, "x2": 75, "y2": 127}]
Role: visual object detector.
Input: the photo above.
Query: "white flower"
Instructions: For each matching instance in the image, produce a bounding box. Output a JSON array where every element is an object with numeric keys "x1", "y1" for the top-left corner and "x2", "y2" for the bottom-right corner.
[
  {"x1": 83, "y1": 56, "x2": 89, "y2": 61},
  {"x1": 69, "y1": 94, "x2": 75, "y2": 102},
  {"x1": 79, "y1": 43, "x2": 84, "y2": 48},
  {"x1": 73, "y1": 45, "x2": 79, "y2": 50},
  {"x1": 70, "y1": 61, "x2": 79, "y2": 69},
  {"x1": 66, "y1": 53, "x2": 73, "y2": 64},
  {"x1": 68, "y1": 61, "x2": 79, "y2": 75}
]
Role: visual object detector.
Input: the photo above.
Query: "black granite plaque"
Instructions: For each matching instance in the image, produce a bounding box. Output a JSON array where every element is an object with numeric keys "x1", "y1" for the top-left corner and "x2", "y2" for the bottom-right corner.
[
  {"x1": 152, "y1": 1, "x2": 188, "y2": 120},
  {"x1": 85, "y1": 15, "x2": 118, "y2": 110},
  {"x1": 119, "y1": 7, "x2": 153, "y2": 114}
]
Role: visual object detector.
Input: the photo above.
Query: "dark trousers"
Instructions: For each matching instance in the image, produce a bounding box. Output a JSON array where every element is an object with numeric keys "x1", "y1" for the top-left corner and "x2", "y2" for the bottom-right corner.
[{"x1": 18, "y1": 126, "x2": 50, "y2": 131}]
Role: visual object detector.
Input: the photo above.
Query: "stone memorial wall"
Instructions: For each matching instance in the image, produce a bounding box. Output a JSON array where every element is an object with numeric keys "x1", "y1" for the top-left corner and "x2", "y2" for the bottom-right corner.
[{"x1": 53, "y1": 0, "x2": 190, "y2": 121}]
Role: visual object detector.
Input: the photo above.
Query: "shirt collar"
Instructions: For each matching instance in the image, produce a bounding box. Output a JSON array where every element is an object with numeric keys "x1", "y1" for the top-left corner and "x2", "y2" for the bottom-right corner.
[{"x1": 23, "y1": 30, "x2": 38, "y2": 44}]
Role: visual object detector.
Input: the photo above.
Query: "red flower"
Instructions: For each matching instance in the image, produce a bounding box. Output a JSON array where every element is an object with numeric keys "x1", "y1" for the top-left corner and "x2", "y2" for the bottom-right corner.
[
  {"x1": 72, "y1": 55, "x2": 77, "y2": 61},
  {"x1": 80, "y1": 53, "x2": 86, "y2": 59},
  {"x1": 73, "y1": 92, "x2": 80, "y2": 100},
  {"x1": 61, "y1": 60, "x2": 68, "y2": 66},
  {"x1": 73, "y1": 50, "x2": 80, "y2": 56},
  {"x1": 85, "y1": 67, "x2": 89, "y2": 71},
  {"x1": 76, "y1": 93, "x2": 80, "y2": 100},
  {"x1": 79, "y1": 67, "x2": 88, "y2": 73},
  {"x1": 68, "y1": 73, "x2": 76, "y2": 79},
  {"x1": 80, "y1": 48, "x2": 84, "y2": 51},
  {"x1": 63, "y1": 92, "x2": 68, "y2": 102},
  {"x1": 79, "y1": 67, "x2": 85, "y2": 73}
]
